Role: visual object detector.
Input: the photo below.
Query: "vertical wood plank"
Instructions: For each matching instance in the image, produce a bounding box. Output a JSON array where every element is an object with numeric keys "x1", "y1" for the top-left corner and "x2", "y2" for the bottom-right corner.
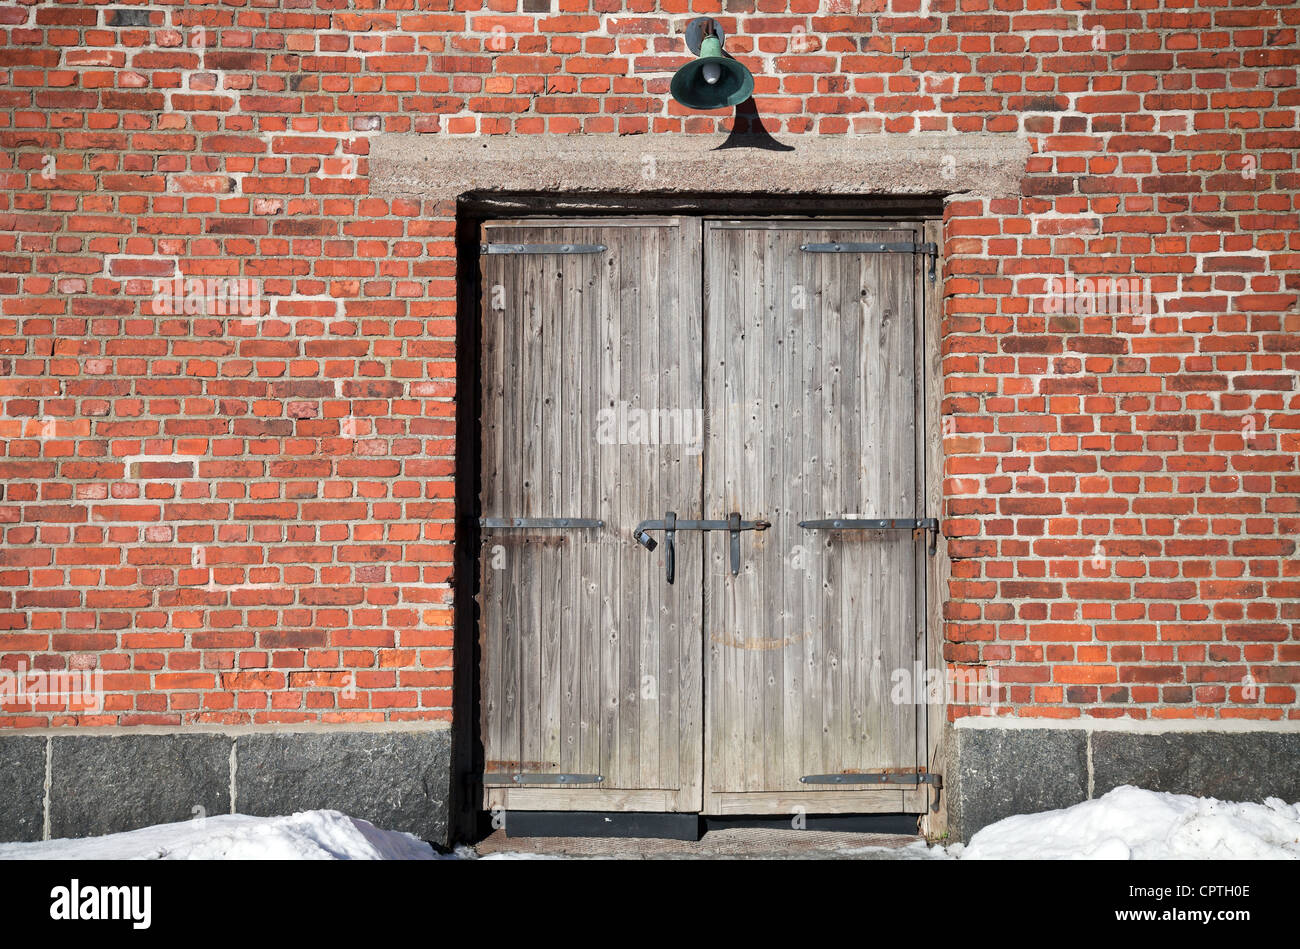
[
  {"x1": 555, "y1": 228, "x2": 583, "y2": 775},
  {"x1": 479, "y1": 226, "x2": 506, "y2": 773},
  {"x1": 761, "y1": 225, "x2": 784, "y2": 793},
  {"x1": 638, "y1": 225, "x2": 662, "y2": 789},
  {"x1": 579, "y1": 228, "x2": 604, "y2": 781},
  {"x1": 499, "y1": 226, "x2": 527, "y2": 774},
  {"x1": 518, "y1": 231, "x2": 545, "y2": 774},
  {"x1": 819, "y1": 229, "x2": 842, "y2": 777},
  {"x1": 741, "y1": 226, "x2": 763, "y2": 792},
  {"x1": 782, "y1": 227, "x2": 808, "y2": 787},
  {"x1": 839, "y1": 229, "x2": 862, "y2": 776},
  {"x1": 678, "y1": 217, "x2": 704, "y2": 810},
  {"x1": 599, "y1": 225, "x2": 622, "y2": 786},
  {"x1": 617, "y1": 225, "x2": 641, "y2": 788},
  {"x1": 800, "y1": 230, "x2": 824, "y2": 785},
  {"x1": 539, "y1": 229, "x2": 564, "y2": 774}
]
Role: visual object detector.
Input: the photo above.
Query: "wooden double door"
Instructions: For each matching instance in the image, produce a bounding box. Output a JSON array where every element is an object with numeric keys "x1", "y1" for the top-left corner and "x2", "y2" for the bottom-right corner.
[{"x1": 478, "y1": 217, "x2": 935, "y2": 816}]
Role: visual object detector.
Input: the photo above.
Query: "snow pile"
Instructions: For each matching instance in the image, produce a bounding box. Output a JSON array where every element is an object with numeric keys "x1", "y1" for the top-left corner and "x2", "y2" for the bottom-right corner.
[
  {"x1": 0, "y1": 810, "x2": 436, "y2": 861},
  {"x1": 961, "y1": 786, "x2": 1300, "y2": 860},
  {"x1": 6, "y1": 787, "x2": 1298, "y2": 860}
]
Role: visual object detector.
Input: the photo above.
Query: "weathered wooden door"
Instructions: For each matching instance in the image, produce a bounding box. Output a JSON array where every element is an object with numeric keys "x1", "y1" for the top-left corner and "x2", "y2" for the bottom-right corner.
[
  {"x1": 701, "y1": 221, "x2": 928, "y2": 815},
  {"x1": 478, "y1": 217, "x2": 931, "y2": 815},
  {"x1": 478, "y1": 218, "x2": 704, "y2": 813}
]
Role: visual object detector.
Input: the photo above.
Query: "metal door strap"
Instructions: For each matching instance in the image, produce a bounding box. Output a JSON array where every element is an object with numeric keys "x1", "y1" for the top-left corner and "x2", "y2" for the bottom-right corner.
[
  {"x1": 799, "y1": 517, "x2": 940, "y2": 555},
  {"x1": 482, "y1": 773, "x2": 605, "y2": 785},
  {"x1": 800, "y1": 771, "x2": 942, "y2": 788},
  {"x1": 800, "y1": 240, "x2": 939, "y2": 282}
]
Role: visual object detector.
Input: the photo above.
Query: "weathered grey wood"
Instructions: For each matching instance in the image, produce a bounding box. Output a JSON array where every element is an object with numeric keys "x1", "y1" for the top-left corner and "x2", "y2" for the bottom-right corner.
[
  {"x1": 743, "y1": 227, "x2": 763, "y2": 792},
  {"x1": 579, "y1": 227, "x2": 603, "y2": 782},
  {"x1": 499, "y1": 225, "x2": 527, "y2": 773},
  {"x1": 637, "y1": 224, "x2": 660, "y2": 789},
  {"x1": 598, "y1": 226, "x2": 622, "y2": 791},
  {"x1": 882, "y1": 229, "x2": 918, "y2": 773},
  {"x1": 616, "y1": 223, "x2": 640, "y2": 790},
  {"x1": 539, "y1": 232, "x2": 564, "y2": 777},
  {"x1": 703, "y1": 224, "x2": 744, "y2": 794},
  {"x1": 488, "y1": 788, "x2": 679, "y2": 813},
  {"x1": 479, "y1": 218, "x2": 703, "y2": 810},
  {"x1": 800, "y1": 232, "x2": 825, "y2": 786},
  {"x1": 483, "y1": 216, "x2": 930, "y2": 816},
  {"x1": 556, "y1": 229, "x2": 584, "y2": 777},
  {"x1": 762, "y1": 227, "x2": 783, "y2": 793},
  {"x1": 702, "y1": 221, "x2": 923, "y2": 814},
  {"x1": 706, "y1": 789, "x2": 907, "y2": 815},
  {"x1": 479, "y1": 223, "x2": 506, "y2": 775},
  {"x1": 518, "y1": 227, "x2": 544, "y2": 778},
  {"x1": 819, "y1": 229, "x2": 842, "y2": 782},
  {"x1": 840, "y1": 229, "x2": 862, "y2": 776},
  {"x1": 677, "y1": 217, "x2": 704, "y2": 811}
]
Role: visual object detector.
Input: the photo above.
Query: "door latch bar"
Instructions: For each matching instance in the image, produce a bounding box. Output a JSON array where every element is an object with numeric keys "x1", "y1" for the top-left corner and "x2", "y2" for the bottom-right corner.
[
  {"x1": 799, "y1": 516, "x2": 940, "y2": 555},
  {"x1": 800, "y1": 240, "x2": 939, "y2": 283},
  {"x1": 633, "y1": 512, "x2": 771, "y2": 583},
  {"x1": 800, "y1": 771, "x2": 942, "y2": 789},
  {"x1": 480, "y1": 517, "x2": 604, "y2": 529}
]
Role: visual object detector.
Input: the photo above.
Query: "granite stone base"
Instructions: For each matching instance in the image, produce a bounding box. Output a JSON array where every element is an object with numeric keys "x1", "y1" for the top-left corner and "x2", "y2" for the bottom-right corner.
[
  {"x1": 0, "y1": 727, "x2": 452, "y2": 846},
  {"x1": 947, "y1": 726, "x2": 1300, "y2": 842},
  {"x1": 0, "y1": 736, "x2": 47, "y2": 842},
  {"x1": 236, "y1": 730, "x2": 451, "y2": 842}
]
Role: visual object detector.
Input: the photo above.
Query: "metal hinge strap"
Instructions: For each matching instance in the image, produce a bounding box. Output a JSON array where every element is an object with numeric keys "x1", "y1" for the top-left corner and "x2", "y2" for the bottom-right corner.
[
  {"x1": 482, "y1": 773, "x2": 605, "y2": 785},
  {"x1": 481, "y1": 243, "x2": 606, "y2": 255},
  {"x1": 800, "y1": 240, "x2": 939, "y2": 283},
  {"x1": 800, "y1": 517, "x2": 940, "y2": 555},
  {"x1": 800, "y1": 771, "x2": 943, "y2": 788}
]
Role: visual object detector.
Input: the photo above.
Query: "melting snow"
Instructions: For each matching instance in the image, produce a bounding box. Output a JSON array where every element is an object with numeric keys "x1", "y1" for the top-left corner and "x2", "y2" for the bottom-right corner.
[
  {"x1": 2, "y1": 787, "x2": 1296, "y2": 860},
  {"x1": 959, "y1": 786, "x2": 1300, "y2": 860},
  {"x1": 0, "y1": 810, "x2": 437, "y2": 861}
]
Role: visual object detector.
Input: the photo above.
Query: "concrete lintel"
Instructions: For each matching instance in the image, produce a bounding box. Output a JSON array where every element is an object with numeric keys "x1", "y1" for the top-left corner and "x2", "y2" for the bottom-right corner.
[{"x1": 369, "y1": 133, "x2": 1029, "y2": 200}]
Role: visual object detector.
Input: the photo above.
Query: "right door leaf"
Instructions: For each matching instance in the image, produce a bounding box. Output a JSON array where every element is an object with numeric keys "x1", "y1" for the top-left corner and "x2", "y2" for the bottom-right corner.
[{"x1": 703, "y1": 221, "x2": 923, "y2": 805}]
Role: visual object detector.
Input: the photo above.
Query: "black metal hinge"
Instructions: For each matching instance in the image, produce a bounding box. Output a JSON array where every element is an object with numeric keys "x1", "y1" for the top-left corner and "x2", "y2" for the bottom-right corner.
[
  {"x1": 801, "y1": 240, "x2": 939, "y2": 283},
  {"x1": 482, "y1": 773, "x2": 605, "y2": 785},
  {"x1": 799, "y1": 516, "x2": 940, "y2": 555},
  {"x1": 800, "y1": 771, "x2": 943, "y2": 789}
]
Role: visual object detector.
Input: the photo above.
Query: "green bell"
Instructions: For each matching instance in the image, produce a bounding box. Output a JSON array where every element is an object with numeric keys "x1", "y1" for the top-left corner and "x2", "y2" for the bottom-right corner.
[{"x1": 670, "y1": 18, "x2": 754, "y2": 111}]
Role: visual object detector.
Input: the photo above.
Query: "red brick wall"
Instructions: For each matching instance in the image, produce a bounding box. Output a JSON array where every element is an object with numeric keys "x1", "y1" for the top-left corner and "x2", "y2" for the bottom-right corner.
[{"x1": 0, "y1": 1, "x2": 1296, "y2": 728}]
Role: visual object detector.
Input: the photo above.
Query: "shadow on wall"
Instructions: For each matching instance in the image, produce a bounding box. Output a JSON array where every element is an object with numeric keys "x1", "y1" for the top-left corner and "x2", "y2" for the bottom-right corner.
[{"x1": 716, "y1": 98, "x2": 796, "y2": 152}]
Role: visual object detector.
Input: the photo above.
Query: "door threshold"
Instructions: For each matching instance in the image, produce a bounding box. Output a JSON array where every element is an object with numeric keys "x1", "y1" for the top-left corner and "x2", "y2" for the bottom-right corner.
[
  {"x1": 499, "y1": 811, "x2": 702, "y2": 841},
  {"x1": 483, "y1": 811, "x2": 920, "y2": 841},
  {"x1": 705, "y1": 813, "x2": 919, "y2": 835},
  {"x1": 471, "y1": 823, "x2": 928, "y2": 859}
]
